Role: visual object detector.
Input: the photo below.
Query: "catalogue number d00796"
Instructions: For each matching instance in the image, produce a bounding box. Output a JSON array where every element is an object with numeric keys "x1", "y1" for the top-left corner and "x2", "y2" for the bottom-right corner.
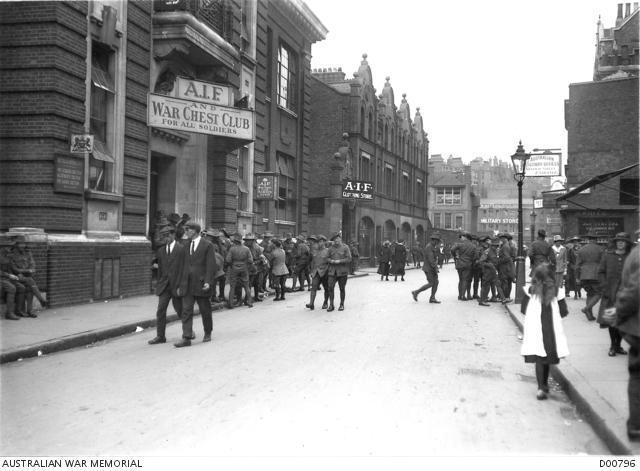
[{"x1": 600, "y1": 459, "x2": 636, "y2": 468}]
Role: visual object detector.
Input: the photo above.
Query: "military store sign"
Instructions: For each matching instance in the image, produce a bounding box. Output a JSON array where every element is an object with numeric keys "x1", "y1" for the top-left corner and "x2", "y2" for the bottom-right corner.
[
  {"x1": 342, "y1": 180, "x2": 374, "y2": 200},
  {"x1": 147, "y1": 93, "x2": 254, "y2": 140},
  {"x1": 255, "y1": 173, "x2": 277, "y2": 200}
]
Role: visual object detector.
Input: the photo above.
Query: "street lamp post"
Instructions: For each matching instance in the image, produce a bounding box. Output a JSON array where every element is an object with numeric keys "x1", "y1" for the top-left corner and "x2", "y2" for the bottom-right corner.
[{"x1": 511, "y1": 141, "x2": 531, "y2": 304}]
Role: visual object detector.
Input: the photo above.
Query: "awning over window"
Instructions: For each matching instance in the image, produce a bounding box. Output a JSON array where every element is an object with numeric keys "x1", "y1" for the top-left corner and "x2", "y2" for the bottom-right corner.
[
  {"x1": 92, "y1": 64, "x2": 115, "y2": 93},
  {"x1": 92, "y1": 140, "x2": 115, "y2": 163},
  {"x1": 556, "y1": 163, "x2": 639, "y2": 201}
]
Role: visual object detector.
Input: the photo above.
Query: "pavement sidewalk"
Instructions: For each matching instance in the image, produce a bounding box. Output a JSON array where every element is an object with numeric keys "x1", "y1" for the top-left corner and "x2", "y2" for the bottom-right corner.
[
  {"x1": 1, "y1": 264, "x2": 638, "y2": 455},
  {"x1": 0, "y1": 270, "x2": 371, "y2": 364},
  {"x1": 504, "y1": 294, "x2": 640, "y2": 456}
]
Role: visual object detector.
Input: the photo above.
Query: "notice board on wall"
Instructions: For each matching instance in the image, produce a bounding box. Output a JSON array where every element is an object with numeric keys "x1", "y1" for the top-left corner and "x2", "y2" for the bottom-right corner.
[{"x1": 54, "y1": 155, "x2": 84, "y2": 194}]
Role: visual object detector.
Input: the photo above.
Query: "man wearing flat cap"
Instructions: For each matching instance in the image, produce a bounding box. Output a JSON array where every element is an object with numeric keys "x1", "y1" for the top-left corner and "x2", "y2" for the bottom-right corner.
[
  {"x1": 175, "y1": 222, "x2": 217, "y2": 347},
  {"x1": 411, "y1": 232, "x2": 441, "y2": 303},
  {"x1": 576, "y1": 231, "x2": 603, "y2": 321},
  {"x1": 293, "y1": 235, "x2": 311, "y2": 292},
  {"x1": 565, "y1": 236, "x2": 582, "y2": 299},
  {"x1": 326, "y1": 233, "x2": 352, "y2": 311},
  {"x1": 226, "y1": 232, "x2": 254, "y2": 309},
  {"x1": 478, "y1": 238, "x2": 507, "y2": 306},
  {"x1": 148, "y1": 225, "x2": 188, "y2": 345}
]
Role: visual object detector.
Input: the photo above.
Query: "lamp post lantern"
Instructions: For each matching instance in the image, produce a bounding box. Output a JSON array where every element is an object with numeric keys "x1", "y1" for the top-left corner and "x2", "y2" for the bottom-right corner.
[{"x1": 510, "y1": 141, "x2": 531, "y2": 303}]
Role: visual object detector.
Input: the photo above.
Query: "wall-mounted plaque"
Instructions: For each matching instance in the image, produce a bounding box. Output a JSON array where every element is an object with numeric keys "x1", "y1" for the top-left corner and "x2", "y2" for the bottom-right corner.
[{"x1": 54, "y1": 155, "x2": 84, "y2": 194}]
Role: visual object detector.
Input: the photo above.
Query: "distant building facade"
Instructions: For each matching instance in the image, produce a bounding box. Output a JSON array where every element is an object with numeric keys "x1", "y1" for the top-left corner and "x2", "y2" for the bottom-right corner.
[{"x1": 309, "y1": 56, "x2": 430, "y2": 265}]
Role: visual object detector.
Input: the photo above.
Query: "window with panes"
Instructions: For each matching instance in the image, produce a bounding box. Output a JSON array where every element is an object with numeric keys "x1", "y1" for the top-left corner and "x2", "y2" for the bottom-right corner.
[
  {"x1": 237, "y1": 147, "x2": 249, "y2": 211},
  {"x1": 435, "y1": 187, "x2": 462, "y2": 205},
  {"x1": 384, "y1": 165, "x2": 394, "y2": 196},
  {"x1": 277, "y1": 43, "x2": 297, "y2": 111},
  {"x1": 276, "y1": 153, "x2": 296, "y2": 221},
  {"x1": 89, "y1": 42, "x2": 115, "y2": 192}
]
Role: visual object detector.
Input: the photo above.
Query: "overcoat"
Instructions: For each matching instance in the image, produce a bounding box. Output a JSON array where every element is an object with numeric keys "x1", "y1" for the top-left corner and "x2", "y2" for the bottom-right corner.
[
  {"x1": 596, "y1": 249, "x2": 629, "y2": 325},
  {"x1": 271, "y1": 247, "x2": 289, "y2": 276},
  {"x1": 155, "y1": 242, "x2": 188, "y2": 297},
  {"x1": 616, "y1": 245, "x2": 640, "y2": 337},
  {"x1": 576, "y1": 242, "x2": 604, "y2": 281},
  {"x1": 390, "y1": 244, "x2": 407, "y2": 275},
  {"x1": 185, "y1": 238, "x2": 216, "y2": 297}
]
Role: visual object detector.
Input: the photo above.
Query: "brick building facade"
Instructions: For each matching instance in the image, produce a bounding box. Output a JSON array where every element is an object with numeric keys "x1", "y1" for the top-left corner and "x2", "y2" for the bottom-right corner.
[
  {"x1": 561, "y1": 4, "x2": 639, "y2": 240},
  {"x1": 0, "y1": 0, "x2": 326, "y2": 307},
  {"x1": 309, "y1": 56, "x2": 430, "y2": 265}
]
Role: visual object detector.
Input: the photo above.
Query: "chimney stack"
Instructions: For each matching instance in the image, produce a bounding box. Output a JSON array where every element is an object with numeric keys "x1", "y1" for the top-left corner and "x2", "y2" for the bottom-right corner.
[
  {"x1": 625, "y1": 2, "x2": 631, "y2": 17},
  {"x1": 617, "y1": 3, "x2": 624, "y2": 25}
]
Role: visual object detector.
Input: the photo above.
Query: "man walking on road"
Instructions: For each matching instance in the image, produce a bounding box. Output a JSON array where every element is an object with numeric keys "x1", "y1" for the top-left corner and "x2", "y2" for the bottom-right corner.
[
  {"x1": 305, "y1": 235, "x2": 330, "y2": 310},
  {"x1": 411, "y1": 232, "x2": 441, "y2": 303},
  {"x1": 326, "y1": 233, "x2": 352, "y2": 312},
  {"x1": 148, "y1": 226, "x2": 188, "y2": 345},
  {"x1": 175, "y1": 222, "x2": 217, "y2": 347}
]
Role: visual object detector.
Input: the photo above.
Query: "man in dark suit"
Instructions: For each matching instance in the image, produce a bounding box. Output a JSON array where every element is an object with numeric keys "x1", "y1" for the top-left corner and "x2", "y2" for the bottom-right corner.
[
  {"x1": 148, "y1": 226, "x2": 188, "y2": 345},
  {"x1": 451, "y1": 232, "x2": 475, "y2": 301},
  {"x1": 175, "y1": 222, "x2": 217, "y2": 347}
]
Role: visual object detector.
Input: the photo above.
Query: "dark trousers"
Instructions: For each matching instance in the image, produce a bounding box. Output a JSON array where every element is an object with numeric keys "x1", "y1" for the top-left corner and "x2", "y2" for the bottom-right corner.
[
  {"x1": 216, "y1": 276, "x2": 226, "y2": 301},
  {"x1": 501, "y1": 276, "x2": 513, "y2": 299},
  {"x1": 273, "y1": 275, "x2": 287, "y2": 299},
  {"x1": 480, "y1": 277, "x2": 505, "y2": 302},
  {"x1": 1, "y1": 279, "x2": 25, "y2": 315},
  {"x1": 327, "y1": 275, "x2": 348, "y2": 306},
  {"x1": 308, "y1": 273, "x2": 329, "y2": 307},
  {"x1": 228, "y1": 268, "x2": 251, "y2": 306},
  {"x1": 582, "y1": 280, "x2": 601, "y2": 313},
  {"x1": 625, "y1": 334, "x2": 640, "y2": 434},
  {"x1": 155, "y1": 289, "x2": 183, "y2": 338},
  {"x1": 456, "y1": 267, "x2": 471, "y2": 298},
  {"x1": 181, "y1": 294, "x2": 212, "y2": 339},
  {"x1": 296, "y1": 265, "x2": 310, "y2": 289},
  {"x1": 415, "y1": 270, "x2": 439, "y2": 298},
  {"x1": 19, "y1": 275, "x2": 46, "y2": 313}
]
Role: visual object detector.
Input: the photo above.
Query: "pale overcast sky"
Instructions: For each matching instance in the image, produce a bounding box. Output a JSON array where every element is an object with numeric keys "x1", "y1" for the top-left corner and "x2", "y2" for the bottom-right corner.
[{"x1": 305, "y1": 0, "x2": 622, "y2": 168}]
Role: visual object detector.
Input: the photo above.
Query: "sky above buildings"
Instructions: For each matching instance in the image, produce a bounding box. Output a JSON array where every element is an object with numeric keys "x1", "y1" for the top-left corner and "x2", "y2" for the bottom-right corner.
[{"x1": 305, "y1": 0, "x2": 621, "y2": 171}]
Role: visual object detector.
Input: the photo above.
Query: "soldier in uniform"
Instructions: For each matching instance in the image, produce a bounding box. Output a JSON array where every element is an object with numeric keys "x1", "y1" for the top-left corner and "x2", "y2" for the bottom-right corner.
[
  {"x1": 305, "y1": 235, "x2": 330, "y2": 310},
  {"x1": 148, "y1": 225, "x2": 188, "y2": 345},
  {"x1": 260, "y1": 231, "x2": 275, "y2": 292},
  {"x1": 451, "y1": 232, "x2": 476, "y2": 301},
  {"x1": 0, "y1": 244, "x2": 26, "y2": 319},
  {"x1": 478, "y1": 237, "x2": 507, "y2": 306},
  {"x1": 205, "y1": 228, "x2": 227, "y2": 303},
  {"x1": 282, "y1": 233, "x2": 295, "y2": 291},
  {"x1": 497, "y1": 233, "x2": 515, "y2": 302},
  {"x1": 244, "y1": 233, "x2": 265, "y2": 303},
  {"x1": 576, "y1": 231, "x2": 604, "y2": 321},
  {"x1": 293, "y1": 235, "x2": 311, "y2": 291},
  {"x1": 225, "y1": 233, "x2": 254, "y2": 309},
  {"x1": 348, "y1": 240, "x2": 360, "y2": 275},
  {"x1": 326, "y1": 233, "x2": 352, "y2": 311},
  {"x1": 9, "y1": 235, "x2": 48, "y2": 316},
  {"x1": 411, "y1": 232, "x2": 442, "y2": 303},
  {"x1": 467, "y1": 234, "x2": 482, "y2": 300}
]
